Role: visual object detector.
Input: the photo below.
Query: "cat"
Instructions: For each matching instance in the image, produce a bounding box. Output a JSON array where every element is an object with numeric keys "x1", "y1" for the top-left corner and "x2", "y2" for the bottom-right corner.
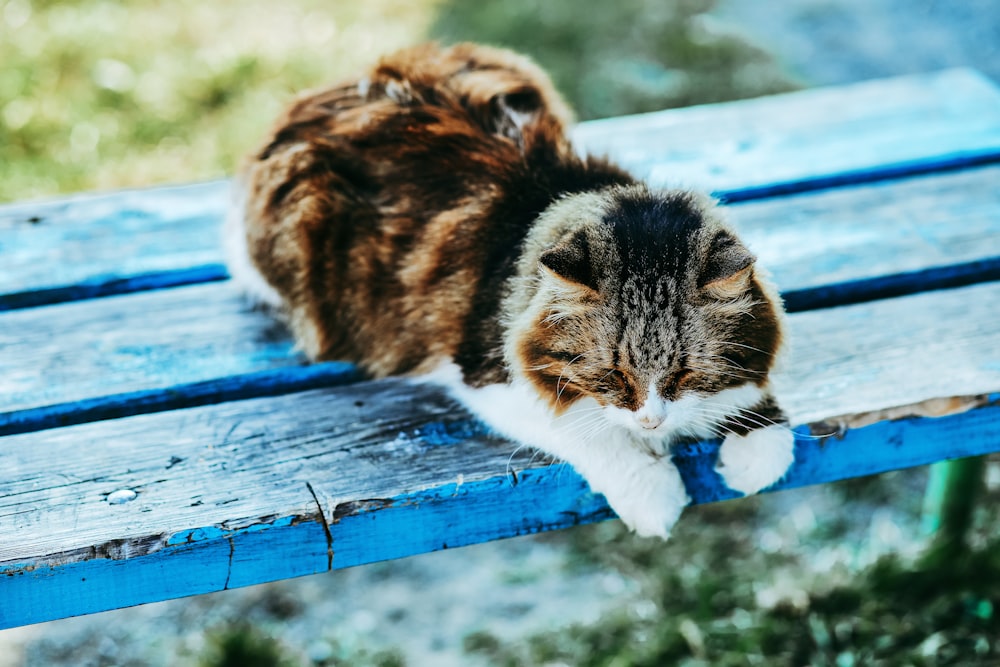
[{"x1": 224, "y1": 42, "x2": 794, "y2": 539}]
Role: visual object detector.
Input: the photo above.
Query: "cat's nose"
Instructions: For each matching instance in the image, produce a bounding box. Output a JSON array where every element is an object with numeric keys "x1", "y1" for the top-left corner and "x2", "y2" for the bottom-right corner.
[{"x1": 636, "y1": 413, "x2": 664, "y2": 430}]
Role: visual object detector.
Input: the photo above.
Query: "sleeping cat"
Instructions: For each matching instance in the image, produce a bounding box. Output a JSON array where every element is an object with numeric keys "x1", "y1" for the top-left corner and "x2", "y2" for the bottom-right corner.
[{"x1": 225, "y1": 42, "x2": 794, "y2": 539}]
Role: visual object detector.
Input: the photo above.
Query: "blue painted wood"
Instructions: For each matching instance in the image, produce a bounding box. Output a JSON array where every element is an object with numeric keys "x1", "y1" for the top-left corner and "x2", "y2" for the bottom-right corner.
[
  {"x1": 734, "y1": 164, "x2": 1000, "y2": 296},
  {"x1": 3, "y1": 69, "x2": 999, "y2": 309},
  {"x1": 715, "y1": 147, "x2": 1000, "y2": 204},
  {"x1": 0, "y1": 180, "x2": 228, "y2": 307},
  {"x1": 574, "y1": 69, "x2": 1000, "y2": 194},
  {"x1": 0, "y1": 362, "x2": 362, "y2": 437},
  {"x1": 3, "y1": 396, "x2": 998, "y2": 629},
  {"x1": 781, "y1": 256, "x2": 1000, "y2": 313},
  {"x1": 0, "y1": 264, "x2": 228, "y2": 312},
  {"x1": 2, "y1": 166, "x2": 998, "y2": 435},
  {"x1": 0, "y1": 282, "x2": 303, "y2": 416}
]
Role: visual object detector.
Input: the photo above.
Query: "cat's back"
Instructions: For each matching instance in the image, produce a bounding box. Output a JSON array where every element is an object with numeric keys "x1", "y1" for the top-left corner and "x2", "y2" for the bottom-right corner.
[{"x1": 229, "y1": 43, "x2": 578, "y2": 375}]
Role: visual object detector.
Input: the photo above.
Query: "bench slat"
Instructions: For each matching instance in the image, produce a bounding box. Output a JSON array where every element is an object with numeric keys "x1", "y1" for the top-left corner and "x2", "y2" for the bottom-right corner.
[
  {"x1": 3, "y1": 70, "x2": 999, "y2": 309},
  {"x1": 573, "y1": 68, "x2": 1000, "y2": 195},
  {"x1": 3, "y1": 167, "x2": 998, "y2": 429},
  {"x1": 0, "y1": 182, "x2": 228, "y2": 308},
  {"x1": 3, "y1": 281, "x2": 999, "y2": 628}
]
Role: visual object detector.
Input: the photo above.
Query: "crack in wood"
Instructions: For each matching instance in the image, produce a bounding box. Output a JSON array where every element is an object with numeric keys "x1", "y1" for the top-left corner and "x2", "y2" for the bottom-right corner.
[
  {"x1": 305, "y1": 482, "x2": 333, "y2": 571},
  {"x1": 223, "y1": 537, "x2": 234, "y2": 590},
  {"x1": 332, "y1": 498, "x2": 395, "y2": 522}
]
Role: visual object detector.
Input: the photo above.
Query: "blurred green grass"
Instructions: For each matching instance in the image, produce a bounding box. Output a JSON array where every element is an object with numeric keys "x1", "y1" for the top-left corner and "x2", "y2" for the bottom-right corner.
[
  {"x1": 0, "y1": 0, "x2": 437, "y2": 202},
  {"x1": 431, "y1": 0, "x2": 796, "y2": 120},
  {"x1": 1, "y1": 0, "x2": 795, "y2": 203}
]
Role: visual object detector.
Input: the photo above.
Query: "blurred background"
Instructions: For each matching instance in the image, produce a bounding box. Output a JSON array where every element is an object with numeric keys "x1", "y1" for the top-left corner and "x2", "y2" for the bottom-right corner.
[{"x1": 2, "y1": 0, "x2": 1000, "y2": 665}]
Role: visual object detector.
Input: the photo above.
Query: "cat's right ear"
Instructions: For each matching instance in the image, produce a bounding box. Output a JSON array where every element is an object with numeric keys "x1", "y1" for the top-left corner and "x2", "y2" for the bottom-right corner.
[
  {"x1": 700, "y1": 232, "x2": 755, "y2": 300},
  {"x1": 539, "y1": 230, "x2": 598, "y2": 291}
]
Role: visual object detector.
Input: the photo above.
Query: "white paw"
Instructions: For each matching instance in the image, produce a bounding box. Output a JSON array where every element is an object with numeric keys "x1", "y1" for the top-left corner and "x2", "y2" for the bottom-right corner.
[
  {"x1": 716, "y1": 425, "x2": 794, "y2": 496},
  {"x1": 602, "y1": 459, "x2": 691, "y2": 539}
]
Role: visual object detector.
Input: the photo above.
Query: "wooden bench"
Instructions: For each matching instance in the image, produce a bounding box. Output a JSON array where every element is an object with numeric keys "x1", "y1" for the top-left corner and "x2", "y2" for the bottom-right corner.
[{"x1": 2, "y1": 69, "x2": 1000, "y2": 630}]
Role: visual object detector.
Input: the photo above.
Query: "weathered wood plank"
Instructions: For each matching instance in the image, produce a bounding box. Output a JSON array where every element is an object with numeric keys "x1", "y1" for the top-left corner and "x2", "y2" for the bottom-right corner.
[
  {"x1": 3, "y1": 166, "x2": 998, "y2": 430},
  {"x1": 573, "y1": 68, "x2": 1000, "y2": 196},
  {"x1": 735, "y1": 165, "x2": 1000, "y2": 310},
  {"x1": 0, "y1": 181, "x2": 229, "y2": 308},
  {"x1": 2, "y1": 281, "x2": 1000, "y2": 628},
  {"x1": 773, "y1": 282, "x2": 1000, "y2": 424},
  {"x1": 3, "y1": 70, "x2": 998, "y2": 308},
  {"x1": 0, "y1": 284, "x2": 299, "y2": 415}
]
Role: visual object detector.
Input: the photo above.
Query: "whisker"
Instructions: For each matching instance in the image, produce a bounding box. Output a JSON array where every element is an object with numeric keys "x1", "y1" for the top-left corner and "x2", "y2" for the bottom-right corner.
[
  {"x1": 555, "y1": 353, "x2": 587, "y2": 404},
  {"x1": 527, "y1": 362, "x2": 555, "y2": 371},
  {"x1": 715, "y1": 341, "x2": 775, "y2": 357},
  {"x1": 506, "y1": 443, "x2": 531, "y2": 482},
  {"x1": 688, "y1": 353, "x2": 767, "y2": 375},
  {"x1": 553, "y1": 406, "x2": 606, "y2": 420},
  {"x1": 687, "y1": 405, "x2": 831, "y2": 440}
]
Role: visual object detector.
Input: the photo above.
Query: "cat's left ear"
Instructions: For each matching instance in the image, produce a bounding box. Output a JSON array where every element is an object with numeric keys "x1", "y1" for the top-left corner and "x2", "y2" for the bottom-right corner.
[
  {"x1": 539, "y1": 230, "x2": 599, "y2": 292},
  {"x1": 700, "y1": 232, "x2": 755, "y2": 299}
]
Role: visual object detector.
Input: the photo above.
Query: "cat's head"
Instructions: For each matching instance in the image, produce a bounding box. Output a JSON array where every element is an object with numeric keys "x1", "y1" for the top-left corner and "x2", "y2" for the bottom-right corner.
[{"x1": 507, "y1": 185, "x2": 784, "y2": 439}]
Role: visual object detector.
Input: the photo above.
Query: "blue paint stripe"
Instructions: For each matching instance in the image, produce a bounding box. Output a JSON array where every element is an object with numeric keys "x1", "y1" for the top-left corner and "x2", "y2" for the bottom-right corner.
[
  {"x1": 4, "y1": 397, "x2": 999, "y2": 629},
  {"x1": 0, "y1": 264, "x2": 229, "y2": 312},
  {"x1": 782, "y1": 256, "x2": 1000, "y2": 313},
  {"x1": 714, "y1": 147, "x2": 1000, "y2": 203},
  {"x1": 0, "y1": 362, "x2": 363, "y2": 437}
]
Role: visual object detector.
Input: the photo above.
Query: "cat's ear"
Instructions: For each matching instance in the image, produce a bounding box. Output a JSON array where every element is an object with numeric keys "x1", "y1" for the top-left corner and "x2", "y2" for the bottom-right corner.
[
  {"x1": 490, "y1": 87, "x2": 543, "y2": 143},
  {"x1": 700, "y1": 232, "x2": 755, "y2": 299},
  {"x1": 539, "y1": 230, "x2": 598, "y2": 291}
]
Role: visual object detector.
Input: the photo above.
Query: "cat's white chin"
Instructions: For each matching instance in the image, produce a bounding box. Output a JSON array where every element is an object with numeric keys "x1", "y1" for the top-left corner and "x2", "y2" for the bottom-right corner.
[{"x1": 601, "y1": 383, "x2": 767, "y2": 444}]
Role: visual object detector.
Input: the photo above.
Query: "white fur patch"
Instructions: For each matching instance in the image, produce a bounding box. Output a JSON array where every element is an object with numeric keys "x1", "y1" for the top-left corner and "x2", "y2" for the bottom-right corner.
[
  {"x1": 357, "y1": 77, "x2": 371, "y2": 98},
  {"x1": 608, "y1": 457, "x2": 690, "y2": 539},
  {"x1": 715, "y1": 424, "x2": 794, "y2": 495},
  {"x1": 222, "y1": 180, "x2": 283, "y2": 309},
  {"x1": 420, "y1": 360, "x2": 690, "y2": 538},
  {"x1": 603, "y1": 382, "x2": 765, "y2": 446}
]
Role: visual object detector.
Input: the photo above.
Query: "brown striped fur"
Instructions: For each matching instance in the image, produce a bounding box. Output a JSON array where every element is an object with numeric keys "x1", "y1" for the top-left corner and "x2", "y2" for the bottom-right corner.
[{"x1": 232, "y1": 42, "x2": 786, "y2": 421}]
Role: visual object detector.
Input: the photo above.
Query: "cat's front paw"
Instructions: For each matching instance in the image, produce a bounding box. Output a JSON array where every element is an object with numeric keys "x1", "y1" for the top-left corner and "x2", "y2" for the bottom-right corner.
[
  {"x1": 716, "y1": 425, "x2": 794, "y2": 496},
  {"x1": 603, "y1": 460, "x2": 691, "y2": 539}
]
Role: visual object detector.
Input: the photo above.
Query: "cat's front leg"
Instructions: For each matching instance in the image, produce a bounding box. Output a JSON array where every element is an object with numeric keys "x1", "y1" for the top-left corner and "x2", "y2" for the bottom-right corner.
[
  {"x1": 589, "y1": 453, "x2": 691, "y2": 539},
  {"x1": 715, "y1": 399, "x2": 795, "y2": 496},
  {"x1": 551, "y1": 434, "x2": 690, "y2": 539},
  {"x1": 716, "y1": 425, "x2": 794, "y2": 495}
]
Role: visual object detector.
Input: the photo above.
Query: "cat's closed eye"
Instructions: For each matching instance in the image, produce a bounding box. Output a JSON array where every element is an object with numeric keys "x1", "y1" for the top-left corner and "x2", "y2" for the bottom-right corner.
[
  {"x1": 661, "y1": 369, "x2": 694, "y2": 396},
  {"x1": 599, "y1": 368, "x2": 630, "y2": 392}
]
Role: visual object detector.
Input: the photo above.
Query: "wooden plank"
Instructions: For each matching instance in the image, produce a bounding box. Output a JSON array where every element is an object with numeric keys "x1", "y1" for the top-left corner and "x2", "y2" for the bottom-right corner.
[
  {"x1": 2, "y1": 281, "x2": 1000, "y2": 628},
  {"x1": 734, "y1": 165, "x2": 1000, "y2": 310},
  {"x1": 573, "y1": 68, "x2": 1000, "y2": 196},
  {"x1": 3, "y1": 166, "x2": 998, "y2": 431},
  {"x1": 3, "y1": 70, "x2": 999, "y2": 308},
  {"x1": 0, "y1": 181, "x2": 229, "y2": 309},
  {"x1": 0, "y1": 283, "x2": 299, "y2": 415}
]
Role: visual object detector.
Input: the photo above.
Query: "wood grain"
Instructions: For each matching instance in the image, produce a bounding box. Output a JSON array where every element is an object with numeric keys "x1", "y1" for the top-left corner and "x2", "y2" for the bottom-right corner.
[
  {"x1": 2, "y1": 282, "x2": 999, "y2": 627},
  {"x1": 0, "y1": 181, "x2": 228, "y2": 307},
  {"x1": 3, "y1": 70, "x2": 999, "y2": 308},
  {"x1": 573, "y1": 68, "x2": 1000, "y2": 194},
  {"x1": 731, "y1": 165, "x2": 1000, "y2": 311}
]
